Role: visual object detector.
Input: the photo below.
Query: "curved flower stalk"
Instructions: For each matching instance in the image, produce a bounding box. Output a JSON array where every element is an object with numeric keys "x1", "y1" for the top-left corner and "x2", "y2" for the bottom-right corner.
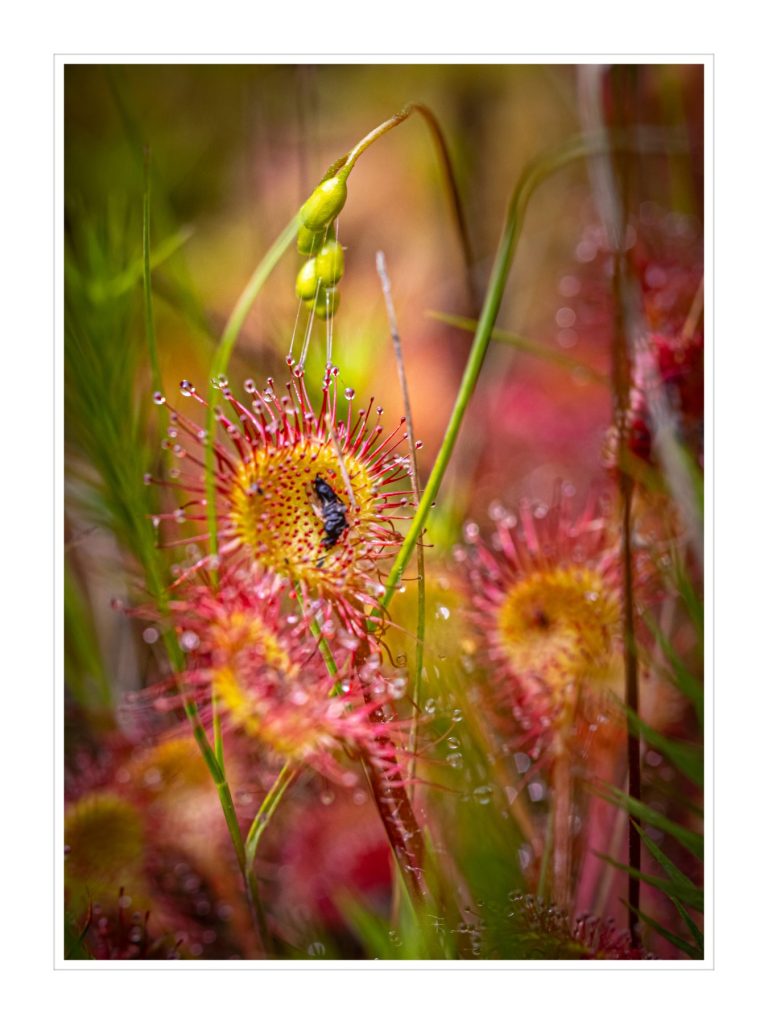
[{"x1": 150, "y1": 368, "x2": 414, "y2": 638}]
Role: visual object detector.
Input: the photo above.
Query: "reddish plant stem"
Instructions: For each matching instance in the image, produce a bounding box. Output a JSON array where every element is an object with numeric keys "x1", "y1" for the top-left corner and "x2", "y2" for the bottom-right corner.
[
  {"x1": 582, "y1": 63, "x2": 643, "y2": 945},
  {"x1": 609, "y1": 221, "x2": 641, "y2": 943},
  {"x1": 608, "y1": 64, "x2": 642, "y2": 943},
  {"x1": 354, "y1": 642, "x2": 428, "y2": 909},
  {"x1": 620, "y1": 468, "x2": 641, "y2": 939}
]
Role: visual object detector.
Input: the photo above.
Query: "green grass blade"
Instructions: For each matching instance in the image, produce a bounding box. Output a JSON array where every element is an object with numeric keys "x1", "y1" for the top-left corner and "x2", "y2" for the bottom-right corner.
[
  {"x1": 634, "y1": 823, "x2": 700, "y2": 894},
  {"x1": 634, "y1": 824, "x2": 704, "y2": 949},
  {"x1": 64, "y1": 564, "x2": 112, "y2": 711},
  {"x1": 670, "y1": 897, "x2": 704, "y2": 951},
  {"x1": 624, "y1": 705, "x2": 703, "y2": 786},
  {"x1": 595, "y1": 852, "x2": 703, "y2": 912},
  {"x1": 643, "y1": 613, "x2": 704, "y2": 724},
  {"x1": 429, "y1": 310, "x2": 607, "y2": 384},
  {"x1": 622, "y1": 900, "x2": 702, "y2": 960},
  {"x1": 596, "y1": 785, "x2": 703, "y2": 860}
]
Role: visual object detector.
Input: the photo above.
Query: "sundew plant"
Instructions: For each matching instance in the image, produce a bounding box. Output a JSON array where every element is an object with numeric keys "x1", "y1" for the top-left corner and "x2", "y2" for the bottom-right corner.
[{"x1": 63, "y1": 64, "x2": 704, "y2": 961}]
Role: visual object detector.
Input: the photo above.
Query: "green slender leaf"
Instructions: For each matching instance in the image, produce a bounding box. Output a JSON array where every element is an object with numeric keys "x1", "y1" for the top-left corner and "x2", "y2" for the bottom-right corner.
[
  {"x1": 625, "y1": 705, "x2": 703, "y2": 786},
  {"x1": 669, "y1": 548, "x2": 704, "y2": 639},
  {"x1": 634, "y1": 823, "x2": 700, "y2": 895},
  {"x1": 634, "y1": 825, "x2": 704, "y2": 950},
  {"x1": 64, "y1": 564, "x2": 113, "y2": 710},
  {"x1": 595, "y1": 851, "x2": 703, "y2": 911},
  {"x1": 597, "y1": 785, "x2": 703, "y2": 860},
  {"x1": 64, "y1": 913, "x2": 93, "y2": 960},
  {"x1": 340, "y1": 890, "x2": 442, "y2": 960},
  {"x1": 649, "y1": 777, "x2": 704, "y2": 819},
  {"x1": 644, "y1": 613, "x2": 704, "y2": 724},
  {"x1": 670, "y1": 896, "x2": 704, "y2": 952},
  {"x1": 428, "y1": 310, "x2": 607, "y2": 383},
  {"x1": 622, "y1": 900, "x2": 703, "y2": 960},
  {"x1": 89, "y1": 226, "x2": 194, "y2": 303}
]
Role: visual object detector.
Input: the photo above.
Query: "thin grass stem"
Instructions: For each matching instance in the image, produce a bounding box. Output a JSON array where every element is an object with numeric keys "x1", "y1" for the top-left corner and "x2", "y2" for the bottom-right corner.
[
  {"x1": 245, "y1": 762, "x2": 299, "y2": 867},
  {"x1": 142, "y1": 150, "x2": 163, "y2": 402},
  {"x1": 375, "y1": 251, "x2": 425, "y2": 775},
  {"x1": 428, "y1": 311, "x2": 607, "y2": 384},
  {"x1": 294, "y1": 586, "x2": 341, "y2": 695},
  {"x1": 340, "y1": 105, "x2": 476, "y2": 311}
]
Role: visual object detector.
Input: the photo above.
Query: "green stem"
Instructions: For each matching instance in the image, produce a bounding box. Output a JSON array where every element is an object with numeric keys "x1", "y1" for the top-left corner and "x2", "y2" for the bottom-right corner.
[
  {"x1": 245, "y1": 762, "x2": 299, "y2": 868},
  {"x1": 294, "y1": 587, "x2": 341, "y2": 695},
  {"x1": 341, "y1": 104, "x2": 475, "y2": 309},
  {"x1": 409, "y1": 103, "x2": 478, "y2": 311},
  {"x1": 241, "y1": 763, "x2": 299, "y2": 956},
  {"x1": 142, "y1": 149, "x2": 163, "y2": 400},
  {"x1": 213, "y1": 693, "x2": 224, "y2": 766},
  {"x1": 341, "y1": 109, "x2": 412, "y2": 171}
]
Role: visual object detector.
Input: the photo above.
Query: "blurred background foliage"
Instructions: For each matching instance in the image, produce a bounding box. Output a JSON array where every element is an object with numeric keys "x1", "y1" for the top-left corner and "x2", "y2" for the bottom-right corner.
[{"x1": 64, "y1": 63, "x2": 703, "y2": 960}]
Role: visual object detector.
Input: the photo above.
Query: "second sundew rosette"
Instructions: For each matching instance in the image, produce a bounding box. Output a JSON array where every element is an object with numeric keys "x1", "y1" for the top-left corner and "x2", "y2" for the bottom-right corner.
[
  {"x1": 151, "y1": 368, "x2": 414, "y2": 637},
  {"x1": 459, "y1": 483, "x2": 661, "y2": 761},
  {"x1": 150, "y1": 564, "x2": 408, "y2": 785}
]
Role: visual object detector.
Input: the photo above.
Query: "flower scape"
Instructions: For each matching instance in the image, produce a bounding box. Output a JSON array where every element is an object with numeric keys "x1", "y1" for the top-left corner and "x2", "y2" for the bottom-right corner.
[{"x1": 64, "y1": 65, "x2": 704, "y2": 961}]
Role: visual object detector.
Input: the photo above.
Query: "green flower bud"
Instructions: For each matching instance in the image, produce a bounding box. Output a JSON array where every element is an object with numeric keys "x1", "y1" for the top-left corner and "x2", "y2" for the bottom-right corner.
[
  {"x1": 304, "y1": 286, "x2": 340, "y2": 321},
  {"x1": 295, "y1": 258, "x2": 319, "y2": 301},
  {"x1": 297, "y1": 223, "x2": 336, "y2": 256},
  {"x1": 300, "y1": 175, "x2": 348, "y2": 232},
  {"x1": 315, "y1": 240, "x2": 345, "y2": 287}
]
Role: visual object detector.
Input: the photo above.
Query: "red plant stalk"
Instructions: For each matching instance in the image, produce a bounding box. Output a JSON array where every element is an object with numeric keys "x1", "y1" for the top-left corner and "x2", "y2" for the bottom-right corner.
[{"x1": 354, "y1": 641, "x2": 428, "y2": 909}]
